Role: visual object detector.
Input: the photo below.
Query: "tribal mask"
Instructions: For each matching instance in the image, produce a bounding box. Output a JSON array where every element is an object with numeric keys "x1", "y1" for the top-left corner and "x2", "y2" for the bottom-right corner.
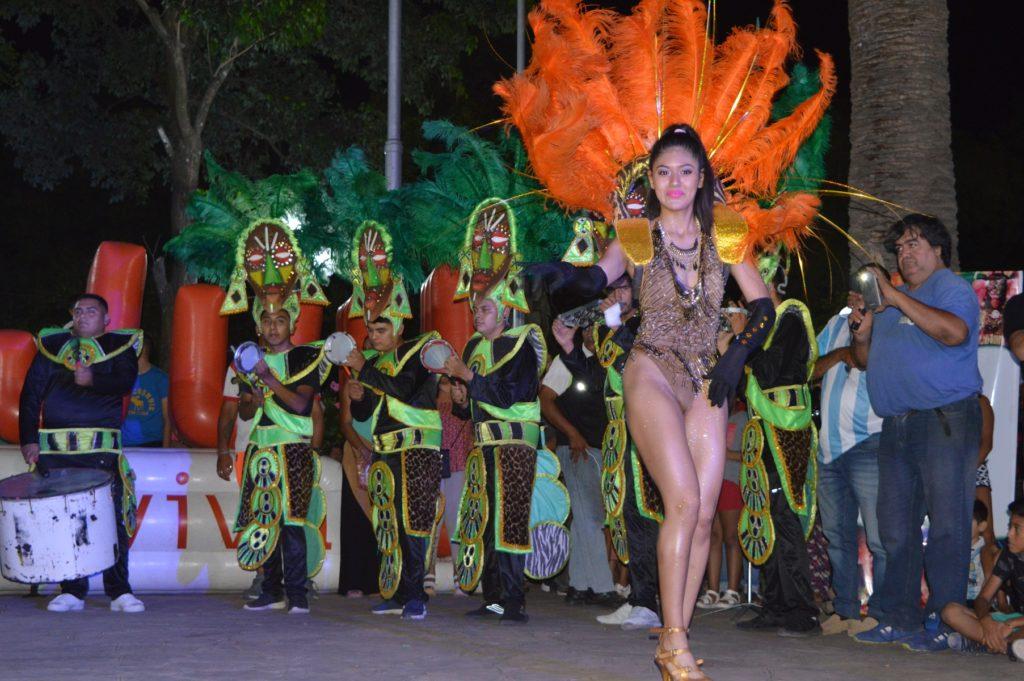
[
  {"x1": 561, "y1": 216, "x2": 612, "y2": 267},
  {"x1": 220, "y1": 218, "x2": 328, "y2": 331},
  {"x1": 612, "y1": 158, "x2": 650, "y2": 221},
  {"x1": 455, "y1": 198, "x2": 529, "y2": 313},
  {"x1": 349, "y1": 220, "x2": 411, "y2": 330}
]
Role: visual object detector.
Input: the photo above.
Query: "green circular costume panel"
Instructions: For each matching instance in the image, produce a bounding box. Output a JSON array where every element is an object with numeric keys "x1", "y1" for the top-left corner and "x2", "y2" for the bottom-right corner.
[
  {"x1": 249, "y1": 449, "x2": 281, "y2": 489},
  {"x1": 237, "y1": 523, "x2": 280, "y2": 571}
]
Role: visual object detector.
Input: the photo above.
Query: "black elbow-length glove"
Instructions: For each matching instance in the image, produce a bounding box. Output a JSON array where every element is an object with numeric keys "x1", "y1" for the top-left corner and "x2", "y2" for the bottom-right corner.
[
  {"x1": 706, "y1": 297, "x2": 775, "y2": 408},
  {"x1": 525, "y1": 261, "x2": 609, "y2": 300}
]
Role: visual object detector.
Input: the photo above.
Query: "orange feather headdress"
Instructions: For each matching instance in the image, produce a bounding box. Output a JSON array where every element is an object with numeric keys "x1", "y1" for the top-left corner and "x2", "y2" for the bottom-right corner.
[{"x1": 494, "y1": 0, "x2": 836, "y2": 258}]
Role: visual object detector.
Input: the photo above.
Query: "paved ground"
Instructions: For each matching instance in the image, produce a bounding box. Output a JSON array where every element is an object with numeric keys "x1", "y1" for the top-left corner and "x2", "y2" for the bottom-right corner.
[{"x1": 0, "y1": 589, "x2": 1013, "y2": 680}]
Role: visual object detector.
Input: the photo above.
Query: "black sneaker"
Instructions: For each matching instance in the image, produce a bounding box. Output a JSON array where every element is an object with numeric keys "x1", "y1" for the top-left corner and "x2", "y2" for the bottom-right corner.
[
  {"x1": 736, "y1": 612, "x2": 782, "y2": 630},
  {"x1": 465, "y1": 602, "x2": 503, "y2": 617},
  {"x1": 500, "y1": 601, "x2": 529, "y2": 624},
  {"x1": 288, "y1": 595, "x2": 310, "y2": 614},
  {"x1": 565, "y1": 587, "x2": 592, "y2": 605},
  {"x1": 778, "y1": 620, "x2": 821, "y2": 638},
  {"x1": 244, "y1": 593, "x2": 286, "y2": 611},
  {"x1": 587, "y1": 590, "x2": 626, "y2": 608}
]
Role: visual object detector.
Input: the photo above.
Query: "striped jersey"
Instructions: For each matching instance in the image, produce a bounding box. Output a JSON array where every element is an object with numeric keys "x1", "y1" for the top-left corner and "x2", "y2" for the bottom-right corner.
[{"x1": 817, "y1": 312, "x2": 883, "y2": 464}]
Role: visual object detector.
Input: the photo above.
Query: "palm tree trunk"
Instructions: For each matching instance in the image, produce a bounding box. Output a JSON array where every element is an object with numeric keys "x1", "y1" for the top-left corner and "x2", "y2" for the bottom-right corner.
[{"x1": 848, "y1": 0, "x2": 957, "y2": 273}]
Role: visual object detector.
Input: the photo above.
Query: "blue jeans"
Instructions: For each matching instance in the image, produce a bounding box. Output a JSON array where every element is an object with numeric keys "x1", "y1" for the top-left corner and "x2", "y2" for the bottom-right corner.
[
  {"x1": 556, "y1": 446, "x2": 615, "y2": 594},
  {"x1": 875, "y1": 396, "x2": 980, "y2": 631},
  {"x1": 818, "y1": 433, "x2": 886, "y2": 620}
]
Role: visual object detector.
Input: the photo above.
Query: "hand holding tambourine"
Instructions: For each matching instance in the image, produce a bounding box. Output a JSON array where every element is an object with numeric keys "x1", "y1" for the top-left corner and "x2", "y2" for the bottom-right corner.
[
  {"x1": 420, "y1": 339, "x2": 457, "y2": 374},
  {"x1": 323, "y1": 332, "x2": 362, "y2": 371}
]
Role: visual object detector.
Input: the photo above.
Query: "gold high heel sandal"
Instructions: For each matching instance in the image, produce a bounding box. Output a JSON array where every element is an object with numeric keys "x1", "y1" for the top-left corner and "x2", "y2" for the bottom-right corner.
[{"x1": 651, "y1": 626, "x2": 709, "y2": 681}]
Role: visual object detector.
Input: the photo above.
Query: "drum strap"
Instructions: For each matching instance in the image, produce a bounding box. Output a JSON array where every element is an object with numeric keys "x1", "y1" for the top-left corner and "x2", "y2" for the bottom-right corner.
[
  {"x1": 38, "y1": 427, "x2": 121, "y2": 455},
  {"x1": 374, "y1": 427, "x2": 442, "y2": 455}
]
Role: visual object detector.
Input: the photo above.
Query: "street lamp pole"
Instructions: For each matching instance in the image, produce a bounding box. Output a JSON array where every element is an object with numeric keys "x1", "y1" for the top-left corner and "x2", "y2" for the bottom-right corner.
[{"x1": 385, "y1": 0, "x2": 403, "y2": 190}]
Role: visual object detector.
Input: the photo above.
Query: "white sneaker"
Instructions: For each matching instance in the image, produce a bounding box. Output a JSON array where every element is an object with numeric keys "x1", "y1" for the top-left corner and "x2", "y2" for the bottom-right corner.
[
  {"x1": 110, "y1": 593, "x2": 145, "y2": 613},
  {"x1": 288, "y1": 605, "x2": 310, "y2": 615},
  {"x1": 695, "y1": 589, "x2": 720, "y2": 609},
  {"x1": 622, "y1": 605, "x2": 662, "y2": 631},
  {"x1": 47, "y1": 593, "x2": 85, "y2": 612},
  {"x1": 596, "y1": 602, "x2": 633, "y2": 625}
]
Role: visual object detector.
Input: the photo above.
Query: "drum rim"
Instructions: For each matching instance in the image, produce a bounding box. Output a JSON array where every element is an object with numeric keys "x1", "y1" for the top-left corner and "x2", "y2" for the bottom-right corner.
[
  {"x1": 420, "y1": 338, "x2": 455, "y2": 371},
  {"x1": 0, "y1": 469, "x2": 114, "y2": 501}
]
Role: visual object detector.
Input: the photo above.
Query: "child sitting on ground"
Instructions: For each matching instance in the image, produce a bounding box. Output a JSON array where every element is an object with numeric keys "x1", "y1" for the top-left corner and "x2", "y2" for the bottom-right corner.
[
  {"x1": 966, "y1": 500, "x2": 1002, "y2": 607},
  {"x1": 942, "y1": 499, "x2": 1024, "y2": 661}
]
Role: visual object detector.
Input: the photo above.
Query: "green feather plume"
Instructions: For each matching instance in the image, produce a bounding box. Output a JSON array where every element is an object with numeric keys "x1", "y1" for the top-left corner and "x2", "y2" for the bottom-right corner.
[
  {"x1": 400, "y1": 120, "x2": 574, "y2": 268},
  {"x1": 165, "y1": 151, "x2": 341, "y2": 287}
]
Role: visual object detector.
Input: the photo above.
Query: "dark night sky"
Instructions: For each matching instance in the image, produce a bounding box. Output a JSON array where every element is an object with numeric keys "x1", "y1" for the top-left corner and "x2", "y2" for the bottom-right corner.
[{"x1": 1, "y1": 0, "x2": 1020, "y2": 338}]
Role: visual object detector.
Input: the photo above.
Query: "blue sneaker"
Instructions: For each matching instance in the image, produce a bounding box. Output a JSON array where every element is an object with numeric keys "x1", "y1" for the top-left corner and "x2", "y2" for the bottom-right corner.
[
  {"x1": 923, "y1": 612, "x2": 941, "y2": 632},
  {"x1": 947, "y1": 632, "x2": 988, "y2": 655},
  {"x1": 371, "y1": 599, "x2": 403, "y2": 615},
  {"x1": 902, "y1": 628, "x2": 953, "y2": 652},
  {"x1": 402, "y1": 599, "x2": 427, "y2": 620},
  {"x1": 853, "y1": 623, "x2": 918, "y2": 645}
]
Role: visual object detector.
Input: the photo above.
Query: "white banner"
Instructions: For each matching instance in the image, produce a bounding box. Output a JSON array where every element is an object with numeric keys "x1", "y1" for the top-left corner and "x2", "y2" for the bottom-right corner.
[
  {"x1": 0, "y1": 446, "x2": 341, "y2": 594},
  {"x1": 979, "y1": 346, "x2": 1020, "y2": 538}
]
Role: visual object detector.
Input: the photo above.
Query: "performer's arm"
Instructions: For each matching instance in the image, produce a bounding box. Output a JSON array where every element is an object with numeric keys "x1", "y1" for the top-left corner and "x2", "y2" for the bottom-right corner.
[
  {"x1": 340, "y1": 381, "x2": 374, "y2": 458},
  {"x1": 348, "y1": 377, "x2": 379, "y2": 423},
  {"x1": 238, "y1": 381, "x2": 262, "y2": 421},
  {"x1": 311, "y1": 397, "x2": 324, "y2": 449},
  {"x1": 255, "y1": 360, "x2": 315, "y2": 414},
  {"x1": 18, "y1": 354, "x2": 51, "y2": 459},
  {"x1": 89, "y1": 350, "x2": 139, "y2": 396},
  {"x1": 358, "y1": 356, "x2": 432, "y2": 404}
]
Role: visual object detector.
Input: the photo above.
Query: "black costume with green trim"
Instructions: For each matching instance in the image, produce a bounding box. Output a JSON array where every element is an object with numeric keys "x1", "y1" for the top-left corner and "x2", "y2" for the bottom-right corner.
[
  {"x1": 738, "y1": 298, "x2": 819, "y2": 628},
  {"x1": 18, "y1": 328, "x2": 142, "y2": 600},
  {"x1": 352, "y1": 333, "x2": 443, "y2": 604},
  {"x1": 571, "y1": 319, "x2": 662, "y2": 614},
  {"x1": 452, "y1": 324, "x2": 545, "y2": 607},
  {"x1": 233, "y1": 343, "x2": 330, "y2": 587}
]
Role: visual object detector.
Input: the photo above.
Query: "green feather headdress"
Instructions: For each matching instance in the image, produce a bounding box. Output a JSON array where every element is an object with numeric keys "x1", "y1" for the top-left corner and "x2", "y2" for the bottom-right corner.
[{"x1": 165, "y1": 151, "x2": 342, "y2": 288}]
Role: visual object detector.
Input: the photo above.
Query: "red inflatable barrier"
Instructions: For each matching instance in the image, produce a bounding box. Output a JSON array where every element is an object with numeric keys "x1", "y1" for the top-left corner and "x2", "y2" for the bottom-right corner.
[
  {"x1": 420, "y1": 265, "x2": 473, "y2": 355},
  {"x1": 86, "y1": 242, "x2": 148, "y2": 330},
  {"x1": 169, "y1": 284, "x2": 228, "y2": 447},
  {"x1": 335, "y1": 299, "x2": 367, "y2": 350},
  {"x1": 293, "y1": 302, "x2": 324, "y2": 346},
  {"x1": 0, "y1": 330, "x2": 36, "y2": 443}
]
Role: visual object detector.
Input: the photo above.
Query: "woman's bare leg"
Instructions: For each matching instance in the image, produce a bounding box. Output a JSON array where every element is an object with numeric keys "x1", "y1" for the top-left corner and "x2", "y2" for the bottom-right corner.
[
  {"x1": 705, "y1": 514, "x2": 723, "y2": 593},
  {"x1": 624, "y1": 353, "x2": 702, "y2": 671},
  {"x1": 679, "y1": 390, "x2": 728, "y2": 627}
]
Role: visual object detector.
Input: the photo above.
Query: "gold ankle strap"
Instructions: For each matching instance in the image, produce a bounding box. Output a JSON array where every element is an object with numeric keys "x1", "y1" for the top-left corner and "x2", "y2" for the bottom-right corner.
[{"x1": 650, "y1": 626, "x2": 687, "y2": 635}]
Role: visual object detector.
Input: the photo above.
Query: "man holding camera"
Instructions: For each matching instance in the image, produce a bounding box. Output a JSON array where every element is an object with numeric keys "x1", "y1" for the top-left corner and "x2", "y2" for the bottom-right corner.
[{"x1": 849, "y1": 214, "x2": 982, "y2": 652}]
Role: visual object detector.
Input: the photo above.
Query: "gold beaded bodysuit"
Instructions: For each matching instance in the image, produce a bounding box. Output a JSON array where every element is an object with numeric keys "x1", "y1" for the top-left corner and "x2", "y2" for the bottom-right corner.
[{"x1": 629, "y1": 224, "x2": 726, "y2": 394}]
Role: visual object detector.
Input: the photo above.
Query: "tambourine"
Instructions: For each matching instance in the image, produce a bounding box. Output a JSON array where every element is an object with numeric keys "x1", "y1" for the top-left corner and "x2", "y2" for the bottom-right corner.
[
  {"x1": 420, "y1": 339, "x2": 456, "y2": 373},
  {"x1": 232, "y1": 341, "x2": 264, "y2": 375},
  {"x1": 324, "y1": 332, "x2": 357, "y2": 366}
]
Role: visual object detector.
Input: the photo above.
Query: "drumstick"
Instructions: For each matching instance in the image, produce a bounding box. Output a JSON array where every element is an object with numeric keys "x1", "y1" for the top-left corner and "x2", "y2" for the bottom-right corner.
[{"x1": 34, "y1": 458, "x2": 50, "y2": 478}]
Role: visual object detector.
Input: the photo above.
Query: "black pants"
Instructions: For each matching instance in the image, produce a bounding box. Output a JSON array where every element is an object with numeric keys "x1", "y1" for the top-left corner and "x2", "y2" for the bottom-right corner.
[
  {"x1": 338, "y1": 468, "x2": 380, "y2": 595},
  {"x1": 759, "y1": 479, "x2": 818, "y2": 628},
  {"x1": 623, "y1": 452, "x2": 659, "y2": 613},
  {"x1": 261, "y1": 524, "x2": 308, "y2": 603},
  {"x1": 40, "y1": 453, "x2": 132, "y2": 600},
  {"x1": 480, "y1": 446, "x2": 527, "y2": 607},
  {"x1": 377, "y1": 454, "x2": 429, "y2": 605}
]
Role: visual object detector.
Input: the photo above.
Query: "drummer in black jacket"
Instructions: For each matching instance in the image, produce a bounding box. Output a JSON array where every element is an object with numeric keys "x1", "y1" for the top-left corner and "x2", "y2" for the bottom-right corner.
[
  {"x1": 343, "y1": 220, "x2": 443, "y2": 621},
  {"x1": 18, "y1": 293, "x2": 144, "y2": 613}
]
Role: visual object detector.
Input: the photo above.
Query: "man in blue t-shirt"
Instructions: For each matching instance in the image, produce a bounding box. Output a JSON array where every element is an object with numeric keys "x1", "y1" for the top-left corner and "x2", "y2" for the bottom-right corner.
[
  {"x1": 848, "y1": 214, "x2": 982, "y2": 652},
  {"x1": 122, "y1": 336, "x2": 171, "y2": 447}
]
